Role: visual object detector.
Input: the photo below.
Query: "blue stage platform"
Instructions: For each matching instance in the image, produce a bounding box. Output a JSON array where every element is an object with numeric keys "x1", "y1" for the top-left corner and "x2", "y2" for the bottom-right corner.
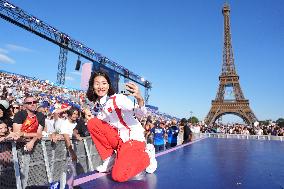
[{"x1": 75, "y1": 138, "x2": 284, "y2": 189}]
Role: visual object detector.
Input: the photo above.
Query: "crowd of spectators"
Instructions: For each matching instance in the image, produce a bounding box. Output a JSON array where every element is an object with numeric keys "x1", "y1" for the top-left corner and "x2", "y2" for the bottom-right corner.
[
  {"x1": 1, "y1": 70, "x2": 283, "y2": 156},
  {"x1": 0, "y1": 71, "x2": 86, "y2": 147},
  {"x1": 141, "y1": 119, "x2": 284, "y2": 153},
  {"x1": 200, "y1": 123, "x2": 284, "y2": 136},
  {"x1": 0, "y1": 71, "x2": 182, "y2": 155}
]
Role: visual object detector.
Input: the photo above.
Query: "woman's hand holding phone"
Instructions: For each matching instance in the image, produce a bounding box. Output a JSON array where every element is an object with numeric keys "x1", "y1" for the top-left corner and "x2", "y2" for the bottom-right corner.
[{"x1": 125, "y1": 82, "x2": 144, "y2": 107}]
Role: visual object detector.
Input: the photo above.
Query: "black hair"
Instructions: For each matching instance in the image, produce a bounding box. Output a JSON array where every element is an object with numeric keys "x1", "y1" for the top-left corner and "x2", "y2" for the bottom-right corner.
[
  {"x1": 86, "y1": 71, "x2": 115, "y2": 102},
  {"x1": 180, "y1": 118, "x2": 188, "y2": 124},
  {"x1": 0, "y1": 104, "x2": 10, "y2": 117},
  {"x1": 146, "y1": 119, "x2": 152, "y2": 124},
  {"x1": 24, "y1": 95, "x2": 36, "y2": 103},
  {"x1": 0, "y1": 104, "x2": 6, "y2": 112},
  {"x1": 0, "y1": 105, "x2": 13, "y2": 128},
  {"x1": 154, "y1": 120, "x2": 160, "y2": 127},
  {"x1": 67, "y1": 106, "x2": 79, "y2": 117}
]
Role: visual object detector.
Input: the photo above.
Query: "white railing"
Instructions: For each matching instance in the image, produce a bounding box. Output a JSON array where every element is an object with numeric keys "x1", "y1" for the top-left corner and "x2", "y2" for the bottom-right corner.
[
  {"x1": 194, "y1": 133, "x2": 284, "y2": 141},
  {"x1": 1, "y1": 133, "x2": 283, "y2": 188}
]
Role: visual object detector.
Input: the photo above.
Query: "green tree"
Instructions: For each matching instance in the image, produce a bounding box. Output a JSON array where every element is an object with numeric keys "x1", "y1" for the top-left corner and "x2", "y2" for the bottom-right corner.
[
  {"x1": 188, "y1": 116, "x2": 199, "y2": 124},
  {"x1": 276, "y1": 118, "x2": 284, "y2": 127},
  {"x1": 259, "y1": 120, "x2": 270, "y2": 126}
]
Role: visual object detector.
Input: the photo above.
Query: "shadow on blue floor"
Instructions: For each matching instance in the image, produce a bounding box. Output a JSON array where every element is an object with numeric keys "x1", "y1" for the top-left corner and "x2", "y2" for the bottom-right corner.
[{"x1": 78, "y1": 173, "x2": 157, "y2": 189}]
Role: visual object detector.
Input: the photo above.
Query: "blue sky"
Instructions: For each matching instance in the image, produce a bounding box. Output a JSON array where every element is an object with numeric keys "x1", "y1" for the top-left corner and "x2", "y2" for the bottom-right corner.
[{"x1": 0, "y1": 0, "x2": 283, "y2": 122}]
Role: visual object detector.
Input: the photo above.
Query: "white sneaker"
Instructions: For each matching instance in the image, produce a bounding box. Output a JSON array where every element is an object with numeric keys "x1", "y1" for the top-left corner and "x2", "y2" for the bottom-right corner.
[
  {"x1": 131, "y1": 171, "x2": 146, "y2": 180},
  {"x1": 145, "y1": 144, "x2": 157, "y2": 173},
  {"x1": 96, "y1": 153, "x2": 116, "y2": 173}
]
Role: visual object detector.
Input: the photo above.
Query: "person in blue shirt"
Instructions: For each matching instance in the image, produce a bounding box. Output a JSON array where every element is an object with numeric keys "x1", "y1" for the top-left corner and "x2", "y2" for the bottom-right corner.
[
  {"x1": 151, "y1": 120, "x2": 166, "y2": 152},
  {"x1": 166, "y1": 119, "x2": 179, "y2": 149}
]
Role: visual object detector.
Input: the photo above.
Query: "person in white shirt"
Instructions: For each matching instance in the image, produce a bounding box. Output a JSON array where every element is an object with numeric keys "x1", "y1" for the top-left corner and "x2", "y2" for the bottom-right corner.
[
  {"x1": 59, "y1": 107, "x2": 81, "y2": 162},
  {"x1": 85, "y1": 71, "x2": 157, "y2": 182},
  {"x1": 256, "y1": 127, "x2": 263, "y2": 135},
  {"x1": 242, "y1": 127, "x2": 250, "y2": 135},
  {"x1": 44, "y1": 107, "x2": 69, "y2": 142}
]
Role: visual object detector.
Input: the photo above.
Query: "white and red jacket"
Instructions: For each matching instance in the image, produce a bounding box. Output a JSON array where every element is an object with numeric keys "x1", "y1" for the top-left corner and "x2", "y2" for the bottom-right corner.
[{"x1": 94, "y1": 94, "x2": 147, "y2": 143}]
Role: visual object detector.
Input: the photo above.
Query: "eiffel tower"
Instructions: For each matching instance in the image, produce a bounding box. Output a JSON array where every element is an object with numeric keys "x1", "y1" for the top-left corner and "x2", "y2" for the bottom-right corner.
[{"x1": 204, "y1": 4, "x2": 257, "y2": 125}]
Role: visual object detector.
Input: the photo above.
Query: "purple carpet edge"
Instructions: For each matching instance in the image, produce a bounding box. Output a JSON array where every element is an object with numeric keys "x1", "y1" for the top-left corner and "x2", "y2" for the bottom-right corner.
[{"x1": 73, "y1": 137, "x2": 207, "y2": 186}]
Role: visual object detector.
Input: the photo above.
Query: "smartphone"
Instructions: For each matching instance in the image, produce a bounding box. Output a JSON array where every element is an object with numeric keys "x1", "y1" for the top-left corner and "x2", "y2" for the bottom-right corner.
[{"x1": 119, "y1": 83, "x2": 132, "y2": 95}]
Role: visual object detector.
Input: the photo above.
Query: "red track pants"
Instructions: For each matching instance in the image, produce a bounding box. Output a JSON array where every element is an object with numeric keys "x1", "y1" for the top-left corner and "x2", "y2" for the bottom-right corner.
[{"x1": 87, "y1": 117, "x2": 150, "y2": 182}]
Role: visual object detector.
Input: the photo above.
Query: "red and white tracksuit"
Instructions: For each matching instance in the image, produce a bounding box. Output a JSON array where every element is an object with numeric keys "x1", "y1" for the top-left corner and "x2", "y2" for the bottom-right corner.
[{"x1": 87, "y1": 94, "x2": 150, "y2": 182}]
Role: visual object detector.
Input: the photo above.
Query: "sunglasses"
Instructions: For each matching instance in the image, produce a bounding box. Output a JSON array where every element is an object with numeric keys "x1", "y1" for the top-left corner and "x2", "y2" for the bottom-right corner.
[
  {"x1": 25, "y1": 101, "x2": 38, "y2": 105},
  {"x1": 13, "y1": 107, "x2": 20, "y2": 109}
]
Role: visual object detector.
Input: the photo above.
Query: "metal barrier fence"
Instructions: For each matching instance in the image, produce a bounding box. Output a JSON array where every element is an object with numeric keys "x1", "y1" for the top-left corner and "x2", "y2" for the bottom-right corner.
[
  {"x1": 193, "y1": 133, "x2": 284, "y2": 141},
  {"x1": 1, "y1": 133, "x2": 283, "y2": 188},
  {"x1": 0, "y1": 137, "x2": 102, "y2": 189}
]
